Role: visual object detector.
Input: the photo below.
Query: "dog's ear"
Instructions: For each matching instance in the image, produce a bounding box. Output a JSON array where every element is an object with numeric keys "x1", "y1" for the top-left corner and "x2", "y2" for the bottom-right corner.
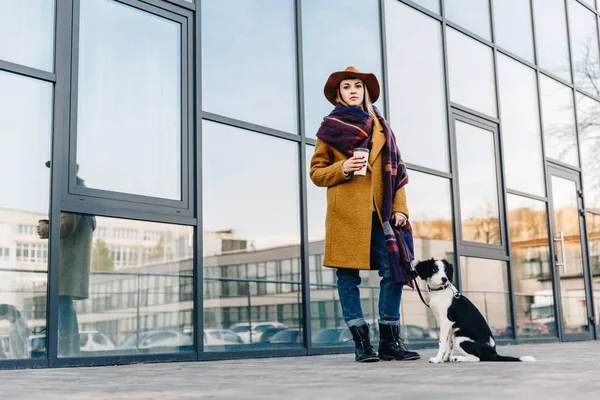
[
  {"x1": 415, "y1": 260, "x2": 433, "y2": 280},
  {"x1": 443, "y1": 260, "x2": 454, "y2": 283}
]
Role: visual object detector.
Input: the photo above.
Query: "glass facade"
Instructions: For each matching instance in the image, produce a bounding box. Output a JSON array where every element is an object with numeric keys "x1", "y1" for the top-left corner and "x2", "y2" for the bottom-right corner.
[{"x1": 1, "y1": 0, "x2": 599, "y2": 368}]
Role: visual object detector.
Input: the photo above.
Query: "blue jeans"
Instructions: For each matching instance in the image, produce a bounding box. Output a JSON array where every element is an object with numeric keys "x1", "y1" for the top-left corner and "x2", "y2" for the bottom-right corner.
[
  {"x1": 58, "y1": 296, "x2": 80, "y2": 356},
  {"x1": 336, "y1": 212, "x2": 404, "y2": 327}
]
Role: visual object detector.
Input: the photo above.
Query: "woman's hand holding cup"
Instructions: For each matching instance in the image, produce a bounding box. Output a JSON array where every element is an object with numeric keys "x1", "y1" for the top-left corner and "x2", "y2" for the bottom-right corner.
[{"x1": 343, "y1": 154, "x2": 368, "y2": 174}]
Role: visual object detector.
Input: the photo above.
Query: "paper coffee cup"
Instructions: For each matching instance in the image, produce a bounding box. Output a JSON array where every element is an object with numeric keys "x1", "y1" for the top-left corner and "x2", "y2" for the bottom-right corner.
[{"x1": 353, "y1": 147, "x2": 370, "y2": 176}]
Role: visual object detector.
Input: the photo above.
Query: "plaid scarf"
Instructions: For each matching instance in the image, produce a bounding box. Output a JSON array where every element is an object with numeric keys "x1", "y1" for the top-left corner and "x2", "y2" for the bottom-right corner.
[{"x1": 316, "y1": 105, "x2": 416, "y2": 287}]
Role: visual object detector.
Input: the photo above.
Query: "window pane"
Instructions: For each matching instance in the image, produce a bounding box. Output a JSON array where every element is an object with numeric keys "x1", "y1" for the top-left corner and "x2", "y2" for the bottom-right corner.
[
  {"x1": 497, "y1": 55, "x2": 545, "y2": 196},
  {"x1": 455, "y1": 120, "x2": 501, "y2": 245},
  {"x1": 76, "y1": 0, "x2": 182, "y2": 200},
  {"x1": 202, "y1": 0, "x2": 297, "y2": 133},
  {"x1": 445, "y1": 0, "x2": 491, "y2": 40},
  {"x1": 302, "y1": 0, "x2": 381, "y2": 139},
  {"x1": 460, "y1": 257, "x2": 511, "y2": 336},
  {"x1": 539, "y1": 75, "x2": 579, "y2": 166},
  {"x1": 55, "y1": 216, "x2": 193, "y2": 357},
  {"x1": 0, "y1": 0, "x2": 54, "y2": 71},
  {"x1": 587, "y1": 213, "x2": 600, "y2": 332},
  {"x1": 203, "y1": 121, "x2": 302, "y2": 350},
  {"x1": 404, "y1": 171, "x2": 454, "y2": 345},
  {"x1": 508, "y1": 195, "x2": 557, "y2": 338},
  {"x1": 576, "y1": 93, "x2": 600, "y2": 212},
  {"x1": 493, "y1": 0, "x2": 534, "y2": 62},
  {"x1": 412, "y1": 0, "x2": 440, "y2": 14},
  {"x1": 386, "y1": 0, "x2": 448, "y2": 172},
  {"x1": 0, "y1": 72, "x2": 52, "y2": 360},
  {"x1": 568, "y1": 0, "x2": 600, "y2": 93},
  {"x1": 447, "y1": 28, "x2": 497, "y2": 117},
  {"x1": 533, "y1": 0, "x2": 571, "y2": 82}
]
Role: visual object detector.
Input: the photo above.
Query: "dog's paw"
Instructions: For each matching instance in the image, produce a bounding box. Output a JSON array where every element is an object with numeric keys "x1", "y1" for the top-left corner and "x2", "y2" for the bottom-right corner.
[
  {"x1": 429, "y1": 357, "x2": 443, "y2": 364},
  {"x1": 450, "y1": 357, "x2": 458, "y2": 363}
]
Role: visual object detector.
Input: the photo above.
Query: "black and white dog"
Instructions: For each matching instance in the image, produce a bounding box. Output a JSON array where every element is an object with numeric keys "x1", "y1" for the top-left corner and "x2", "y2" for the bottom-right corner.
[{"x1": 415, "y1": 259, "x2": 535, "y2": 363}]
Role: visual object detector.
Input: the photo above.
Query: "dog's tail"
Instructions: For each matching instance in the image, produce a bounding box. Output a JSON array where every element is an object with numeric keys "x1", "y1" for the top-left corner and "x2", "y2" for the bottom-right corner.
[{"x1": 489, "y1": 353, "x2": 536, "y2": 362}]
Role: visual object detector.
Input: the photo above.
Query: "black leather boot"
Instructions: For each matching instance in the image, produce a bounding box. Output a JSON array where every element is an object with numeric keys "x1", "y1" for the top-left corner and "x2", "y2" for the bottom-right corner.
[
  {"x1": 378, "y1": 323, "x2": 420, "y2": 361},
  {"x1": 348, "y1": 324, "x2": 379, "y2": 362}
]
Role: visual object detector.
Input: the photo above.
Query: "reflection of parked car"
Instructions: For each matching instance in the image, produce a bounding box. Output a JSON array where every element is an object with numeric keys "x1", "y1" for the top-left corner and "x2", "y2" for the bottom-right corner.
[
  {"x1": 312, "y1": 327, "x2": 348, "y2": 345},
  {"x1": 402, "y1": 325, "x2": 430, "y2": 341},
  {"x1": 118, "y1": 330, "x2": 192, "y2": 350},
  {"x1": 269, "y1": 328, "x2": 303, "y2": 344},
  {"x1": 203, "y1": 329, "x2": 244, "y2": 346},
  {"x1": 229, "y1": 322, "x2": 286, "y2": 344},
  {"x1": 30, "y1": 334, "x2": 46, "y2": 355},
  {"x1": 79, "y1": 330, "x2": 116, "y2": 352},
  {"x1": 258, "y1": 327, "x2": 287, "y2": 343},
  {"x1": 0, "y1": 336, "x2": 10, "y2": 358},
  {"x1": 496, "y1": 321, "x2": 552, "y2": 339}
]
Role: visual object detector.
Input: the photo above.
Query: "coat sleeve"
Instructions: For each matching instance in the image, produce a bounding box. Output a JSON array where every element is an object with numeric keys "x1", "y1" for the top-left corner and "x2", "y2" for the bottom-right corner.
[
  {"x1": 309, "y1": 139, "x2": 351, "y2": 188},
  {"x1": 60, "y1": 213, "x2": 81, "y2": 238},
  {"x1": 392, "y1": 186, "x2": 410, "y2": 219}
]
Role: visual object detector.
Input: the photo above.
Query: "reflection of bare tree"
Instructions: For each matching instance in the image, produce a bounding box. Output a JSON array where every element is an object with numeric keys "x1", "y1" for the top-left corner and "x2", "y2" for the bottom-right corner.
[
  {"x1": 412, "y1": 219, "x2": 452, "y2": 241},
  {"x1": 572, "y1": 39, "x2": 600, "y2": 96},
  {"x1": 550, "y1": 41, "x2": 600, "y2": 212},
  {"x1": 458, "y1": 203, "x2": 500, "y2": 245},
  {"x1": 508, "y1": 207, "x2": 548, "y2": 243}
]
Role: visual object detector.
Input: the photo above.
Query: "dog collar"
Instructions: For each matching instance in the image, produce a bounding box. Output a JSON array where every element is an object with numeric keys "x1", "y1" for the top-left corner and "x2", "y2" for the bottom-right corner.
[
  {"x1": 427, "y1": 283, "x2": 462, "y2": 299},
  {"x1": 427, "y1": 283, "x2": 449, "y2": 292}
]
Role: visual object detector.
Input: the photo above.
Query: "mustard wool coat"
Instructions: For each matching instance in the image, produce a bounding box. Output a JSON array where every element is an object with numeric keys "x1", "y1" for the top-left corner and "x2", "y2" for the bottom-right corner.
[{"x1": 310, "y1": 118, "x2": 409, "y2": 271}]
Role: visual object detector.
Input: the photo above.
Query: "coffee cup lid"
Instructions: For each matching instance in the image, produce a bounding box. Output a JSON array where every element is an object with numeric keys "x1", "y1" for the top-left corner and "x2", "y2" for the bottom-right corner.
[{"x1": 354, "y1": 147, "x2": 370, "y2": 152}]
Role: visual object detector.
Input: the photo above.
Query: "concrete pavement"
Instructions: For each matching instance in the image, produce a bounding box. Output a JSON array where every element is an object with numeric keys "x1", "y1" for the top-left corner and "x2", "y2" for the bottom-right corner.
[{"x1": 0, "y1": 341, "x2": 599, "y2": 399}]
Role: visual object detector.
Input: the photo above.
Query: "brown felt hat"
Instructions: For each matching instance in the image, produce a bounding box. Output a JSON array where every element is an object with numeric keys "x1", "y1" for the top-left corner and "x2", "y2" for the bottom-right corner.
[{"x1": 324, "y1": 66, "x2": 380, "y2": 106}]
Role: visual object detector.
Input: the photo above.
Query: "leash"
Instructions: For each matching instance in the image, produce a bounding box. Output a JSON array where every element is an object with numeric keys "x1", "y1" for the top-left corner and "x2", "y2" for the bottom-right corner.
[{"x1": 412, "y1": 277, "x2": 430, "y2": 309}]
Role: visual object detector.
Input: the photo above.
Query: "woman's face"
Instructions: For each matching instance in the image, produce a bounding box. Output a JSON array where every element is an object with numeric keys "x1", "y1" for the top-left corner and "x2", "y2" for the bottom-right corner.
[{"x1": 339, "y1": 79, "x2": 364, "y2": 107}]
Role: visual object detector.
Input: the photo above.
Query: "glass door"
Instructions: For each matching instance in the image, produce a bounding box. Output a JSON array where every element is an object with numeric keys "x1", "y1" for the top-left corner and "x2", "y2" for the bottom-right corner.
[{"x1": 547, "y1": 165, "x2": 594, "y2": 340}]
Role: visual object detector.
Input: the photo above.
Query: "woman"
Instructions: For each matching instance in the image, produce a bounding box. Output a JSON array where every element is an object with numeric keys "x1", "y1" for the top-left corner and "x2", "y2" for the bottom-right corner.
[{"x1": 310, "y1": 66, "x2": 420, "y2": 363}]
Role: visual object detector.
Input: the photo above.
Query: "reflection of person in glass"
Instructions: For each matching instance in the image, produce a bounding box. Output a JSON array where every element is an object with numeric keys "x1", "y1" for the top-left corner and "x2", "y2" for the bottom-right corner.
[
  {"x1": 310, "y1": 67, "x2": 420, "y2": 362},
  {"x1": 37, "y1": 162, "x2": 96, "y2": 357}
]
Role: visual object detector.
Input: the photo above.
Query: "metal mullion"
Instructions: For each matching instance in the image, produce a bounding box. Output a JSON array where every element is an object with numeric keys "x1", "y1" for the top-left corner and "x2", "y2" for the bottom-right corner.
[
  {"x1": 490, "y1": 0, "x2": 518, "y2": 340},
  {"x1": 201, "y1": 112, "x2": 302, "y2": 143},
  {"x1": 380, "y1": 0, "x2": 391, "y2": 120},
  {"x1": 59, "y1": 199, "x2": 196, "y2": 225},
  {"x1": 587, "y1": 209, "x2": 600, "y2": 215},
  {"x1": 506, "y1": 189, "x2": 548, "y2": 203},
  {"x1": 575, "y1": 0, "x2": 597, "y2": 13},
  {"x1": 49, "y1": 352, "x2": 198, "y2": 368},
  {"x1": 0, "y1": 60, "x2": 56, "y2": 82},
  {"x1": 139, "y1": 0, "x2": 196, "y2": 12},
  {"x1": 546, "y1": 158, "x2": 582, "y2": 172},
  {"x1": 294, "y1": 0, "x2": 312, "y2": 353},
  {"x1": 47, "y1": 0, "x2": 74, "y2": 366},
  {"x1": 396, "y1": 0, "x2": 443, "y2": 21},
  {"x1": 194, "y1": 0, "x2": 203, "y2": 360},
  {"x1": 440, "y1": 0, "x2": 463, "y2": 289},
  {"x1": 565, "y1": 0, "x2": 577, "y2": 86},
  {"x1": 496, "y1": 45, "x2": 537, "y2": 71},
  {"x1": 539, "y1": 68, "x2": 574, "y2": 89},
  {"x1": 450, "y1": 103, "x2": 500, "y2": 124},
  {"x1": 405, "y1": 163, "x2": 452, "y2": 180},
  {"x1": 201, "y1": 348, "x2": 307, "y2": 361},
  {"x1": 445, "y1": 20, "x2": 494, "y2": 49}
]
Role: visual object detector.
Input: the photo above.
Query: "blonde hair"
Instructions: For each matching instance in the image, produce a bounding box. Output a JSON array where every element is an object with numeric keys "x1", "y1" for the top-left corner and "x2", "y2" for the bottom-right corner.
[{"x1": 335, "y1": 80, "x2": 376, "y2": 118}]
